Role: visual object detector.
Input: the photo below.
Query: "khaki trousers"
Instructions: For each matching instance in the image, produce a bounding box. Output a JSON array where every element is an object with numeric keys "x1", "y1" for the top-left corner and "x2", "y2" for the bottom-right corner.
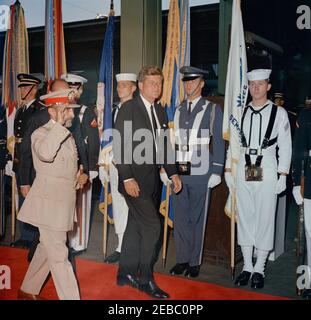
[{"x1": 21, "y1": 227, "x2": 80, "y2": 300}]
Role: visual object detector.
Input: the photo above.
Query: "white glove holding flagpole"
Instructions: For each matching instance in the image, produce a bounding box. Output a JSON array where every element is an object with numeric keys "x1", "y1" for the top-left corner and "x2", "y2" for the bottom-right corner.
[
  {"x1": 208, "y1": 174, "x2": 221, "y2": 189},
  {"x1": 224, "y1": 172, "x2": 234, "y2": 191},
  {"x1": 99, "y1": 166, "x2": 110, "y2": 185},
  {"x1": 275, "y1": 175, "x2": 287, "y2": 194},
  {"x1": 293, "y1": 186, "x2": 303, "y2": 205},
  {"x1": 160, "y1": 171, "x2": 171, "y2": 186}
]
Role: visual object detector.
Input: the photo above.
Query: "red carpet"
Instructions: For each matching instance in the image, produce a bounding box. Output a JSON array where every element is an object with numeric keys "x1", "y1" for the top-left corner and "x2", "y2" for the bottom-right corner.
[{"x1": 0, "y1": 246, "x2": 289, "y2": 300}]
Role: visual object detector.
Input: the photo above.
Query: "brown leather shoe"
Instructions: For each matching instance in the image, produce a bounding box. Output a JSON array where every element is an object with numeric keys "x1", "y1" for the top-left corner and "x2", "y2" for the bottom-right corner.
[{"x1": 17, "y1": 289, "x2": 47, "y2": 300}]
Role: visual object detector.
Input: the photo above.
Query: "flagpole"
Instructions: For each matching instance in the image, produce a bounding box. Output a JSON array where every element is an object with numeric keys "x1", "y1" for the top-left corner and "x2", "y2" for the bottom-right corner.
[
  {"x1": 11, "y1": 174, "x2": 16, "y2": 245},
  {"x1": 103, "y1": 176, "x2": 109, "y2": 258},
  {"x1": 162, "y1": 185, "x2": 171, "y2": 268},
  {"x1": 231, "y1": 190, "x2": 236, "y2": 280}
]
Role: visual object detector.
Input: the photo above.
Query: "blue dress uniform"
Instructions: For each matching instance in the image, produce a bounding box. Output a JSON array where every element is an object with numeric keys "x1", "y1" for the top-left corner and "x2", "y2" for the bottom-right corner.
[
  {"x1": 292, "y1": 107, "x2": 311, "y2": 299},
  {"x1": 171, "y1": 66, "x2": 225, "y2": 277}
]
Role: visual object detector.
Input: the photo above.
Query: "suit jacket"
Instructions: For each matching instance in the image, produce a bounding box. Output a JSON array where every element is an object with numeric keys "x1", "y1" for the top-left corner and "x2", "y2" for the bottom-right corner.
[
  {"x1": 18, "y1": 120, "x2": 78, "y2": 232},
  {"x1": 72, "y1": 105, "x2": 100, "y2": 172},
  {"x1": 20, "y1": 107, "x2": 89, "y2": 186},
  {"x1": 114, "y1": 95, "x2": 177, "y2": 197},
  {"x1": 175, "y1": 98, "x2": 225, "y2": 184}
]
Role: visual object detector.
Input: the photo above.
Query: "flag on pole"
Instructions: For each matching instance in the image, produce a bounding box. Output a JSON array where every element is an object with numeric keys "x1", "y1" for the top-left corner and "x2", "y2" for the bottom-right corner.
[
  {"x1": 223, "y1": 0, "x2": 248, "y2": 218},
  {"x1": 97, "y1": 12, "x2": 115, "y2": 223},
  {"x1": 45, "y1": 0, "x2": 67, "y2": 82},
  {"x1": 2, "y1": 0, "x2": 29, "y2": 176},
  {"x1": 159, "y1": 0, "x2": 190, "y2": 228}
]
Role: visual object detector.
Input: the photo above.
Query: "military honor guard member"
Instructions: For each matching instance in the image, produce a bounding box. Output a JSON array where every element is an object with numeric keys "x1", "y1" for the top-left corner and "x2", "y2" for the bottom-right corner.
[
  {"x1": 17, "y1": 89, "x2": 88, "y2": 300},
  {"x1": 225, "y1": 69, "x2": 292, "y2": 289},
  {"x1": 292, "y1": 105, "x2": 311, "y2": 300},
  {"x1": 99, "y1": 73, "x2": 137, "y2": 264},
  {"x1": 61, "y1": 73, "x2": 100, "y2": 252},
  {"x1": 114, "y1": 66, "x2": 182, "y2": 299},
  {"x1": 169, "y1": 66, "x2": 225, "y2": 278},
  {"x1": 13, "y1": 73, "x2": 42, "y2": 248}
]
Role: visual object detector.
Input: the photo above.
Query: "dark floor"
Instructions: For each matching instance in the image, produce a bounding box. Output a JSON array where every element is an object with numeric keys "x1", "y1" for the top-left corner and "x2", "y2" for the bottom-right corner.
[{"x1": 0, "y1": 180, "x2": 304, "y2": 300}]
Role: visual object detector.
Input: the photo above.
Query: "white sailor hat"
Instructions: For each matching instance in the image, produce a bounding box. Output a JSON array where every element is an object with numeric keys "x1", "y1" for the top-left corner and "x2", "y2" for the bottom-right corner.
[
  {"x1": 116, "y1": 73, "x2": 137, "y2": 82},
  {"x1": 247, "y1": 69, "x2": 271, "y2": 81},
  {"x1": 40, "y1": 89, "x2": 80, "y2": 109},
  {"x1": 305, "y1": 97, "x2": 311, "y2": 105},
  {"x1": 61, "y1": 73, "x2": 88, "y2": 85},
  {"x1": 180, "y1": 66, "x2": 209, "y2": 81}
]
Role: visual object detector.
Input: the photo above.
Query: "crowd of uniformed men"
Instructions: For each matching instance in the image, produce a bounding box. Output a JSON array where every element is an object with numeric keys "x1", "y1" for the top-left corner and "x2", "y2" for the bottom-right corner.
[{"x1": 0, "y1": 64, "x2": 310, "y2": 300}]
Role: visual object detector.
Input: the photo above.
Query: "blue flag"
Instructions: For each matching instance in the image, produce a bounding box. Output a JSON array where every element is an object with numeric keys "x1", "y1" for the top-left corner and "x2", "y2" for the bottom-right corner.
[{"x1": 98, "y1": 15, "x2": 115, "y2": 222}]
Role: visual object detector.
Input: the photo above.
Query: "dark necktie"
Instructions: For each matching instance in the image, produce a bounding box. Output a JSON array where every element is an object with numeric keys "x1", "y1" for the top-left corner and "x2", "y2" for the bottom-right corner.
[
  {"x1": 150, "y1": 104, "x2": 158, "y2": 138},
  {"x1": 188, "y1": 101, "x2": 192, "y2": 116}
]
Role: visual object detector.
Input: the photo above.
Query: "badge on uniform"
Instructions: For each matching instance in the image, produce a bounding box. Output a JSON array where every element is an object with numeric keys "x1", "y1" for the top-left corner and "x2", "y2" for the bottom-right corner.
[
  {"x1": 245, "y1": 165, "x2": 263, "y2": 182},
  {"x1": 177, "y1": 161, "x2": 191, "y2": 175},
  {"x1": 90, "y1": 119, "x2": 98, "y2": 128}
]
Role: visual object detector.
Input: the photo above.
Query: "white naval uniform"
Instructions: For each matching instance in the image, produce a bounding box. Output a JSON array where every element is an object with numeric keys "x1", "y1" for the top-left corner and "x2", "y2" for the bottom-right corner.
[
  {"x1": 99, "y1": 103, "x2": 129, "y2": 253},
  {"x1": 235, "y1": 100, "x2": 292, "y2": 251},
  {"x1": 304, "y1": 200, "x2": 311, "y2": 279},
  {"x1": 68, "y1": 106, "x2": 98, "y2": 251}
]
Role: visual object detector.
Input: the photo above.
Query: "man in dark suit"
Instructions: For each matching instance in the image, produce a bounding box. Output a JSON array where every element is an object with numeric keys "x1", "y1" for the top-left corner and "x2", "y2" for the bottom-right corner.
[
  {"x1": 114, "y1": 66, "x2": 182, "y2": 299},
  {"x1": 12, "y1": 74, "x2": 42, "y2": 248}
]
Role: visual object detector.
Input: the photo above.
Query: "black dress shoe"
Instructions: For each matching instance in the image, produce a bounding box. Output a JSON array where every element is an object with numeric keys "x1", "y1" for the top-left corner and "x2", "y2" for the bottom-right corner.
[
  {"x1": 251, "y1": 272, "x2": 264, "y2": 289},
  {"x1": 169, "y1": 263, "x2": 189, "y2": 275},
  {"x1": 235, "y1": 271, "x2": 252, "y2": 286},
  {"x1": 139, "y1": 280, "x2": 170, "y2": 299},
  {"x1": 185, "y1": 265, "x2": 200, "y2": 278},
  {"x1": 104, "y1": 251, "x2": 120, "y2": 264},
  {"x1": 302, "y1": 289, "x2": 311, "y2": 300},
  {"x1": 117, "y1": 274, "x2": 139, "y2": 289}
]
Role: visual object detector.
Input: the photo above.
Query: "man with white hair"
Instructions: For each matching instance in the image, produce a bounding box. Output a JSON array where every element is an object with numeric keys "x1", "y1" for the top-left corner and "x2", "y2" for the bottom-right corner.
[
  {"x1": 225, "y1": 69, "x2": 292, "y2": 289},
  {"x1": 61, "y1": 73, "x2": 100, "y2": 252},
  {"x1": 99, "y1": 73, "x2": 137, "y2": 264}
]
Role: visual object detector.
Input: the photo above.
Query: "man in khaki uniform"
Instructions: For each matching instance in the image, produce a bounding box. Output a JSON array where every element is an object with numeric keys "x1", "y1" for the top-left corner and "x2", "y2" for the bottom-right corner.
[{"x1": 17, "y1": 89, "x2": 88, "y2": 300}]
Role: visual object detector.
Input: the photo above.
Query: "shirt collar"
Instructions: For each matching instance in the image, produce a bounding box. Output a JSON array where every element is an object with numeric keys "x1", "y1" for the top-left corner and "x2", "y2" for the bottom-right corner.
[
  {"x1": 140, "y1": 94, "x2": 154, "y2": 109},
  {"x1": 25, "y1": 99, "x2": 36, "y2": 110},
  {"x1": 187, "y1": 96, "x2": 202, "y2": 108}
]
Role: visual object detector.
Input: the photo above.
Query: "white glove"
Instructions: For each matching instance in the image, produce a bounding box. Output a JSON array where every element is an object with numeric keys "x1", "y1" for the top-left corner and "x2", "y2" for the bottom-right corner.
[
  {"x1": 293, "y1": 186, "x2": 303, "y2": 205},
  {"x1": 224, "y1": 172, "x2": 234, "y2": 191},
  {"x1": 160, "y1": 171, "x2": 171, "y2": 186},
  {"x1": 208, "y1": 174, "x2": 221, "y2": 189},
  {"x1": 99, "y1": 167, "x2": 109, "y2": 185},
  {"x1": 275, "y1": 175, "x2": 287, "y2": 194},
  {"x1": 89, "y1": 170, "x2": 98, "y2": 180}
]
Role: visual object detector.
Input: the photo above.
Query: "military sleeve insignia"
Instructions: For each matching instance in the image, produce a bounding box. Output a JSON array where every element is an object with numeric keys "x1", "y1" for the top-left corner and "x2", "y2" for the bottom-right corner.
[{"x1": 90, "y1": 119, "x2": 98, "y2": 128}]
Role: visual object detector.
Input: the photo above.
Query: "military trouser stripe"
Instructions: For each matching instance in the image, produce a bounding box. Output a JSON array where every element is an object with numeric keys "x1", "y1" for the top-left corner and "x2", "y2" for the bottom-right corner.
[{"x1": 198, "y1": 187, "x2": 211, "y2": 265}]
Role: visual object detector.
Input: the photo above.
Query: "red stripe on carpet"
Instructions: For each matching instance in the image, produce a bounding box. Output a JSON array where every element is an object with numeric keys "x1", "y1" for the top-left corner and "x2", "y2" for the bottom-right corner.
[{"x1": 0, "y1": 247, "x2": 289, "y2": 300}]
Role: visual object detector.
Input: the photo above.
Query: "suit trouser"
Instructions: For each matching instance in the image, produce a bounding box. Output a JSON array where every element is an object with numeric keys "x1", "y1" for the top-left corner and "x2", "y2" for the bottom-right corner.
[
  {"x1": 118, "y1": 193, "x2": 161, "y2": 284},
  {"x1": 109, "y1": 163, "x2": 128, "y2": 252},
  {"x1": 21, "y1": 226, "x2": 80, "y2": 300},
  {"x1": 172, "y1": 183, "x2": 210, "y2": 266}
]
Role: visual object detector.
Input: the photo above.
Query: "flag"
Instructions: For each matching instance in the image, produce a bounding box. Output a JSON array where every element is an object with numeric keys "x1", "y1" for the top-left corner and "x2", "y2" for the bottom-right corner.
[
  {"x1": 45, "y1": 0, "x2": 67, "y2": 82},
  {"x1": 222, "y1": 0, "x2": 248, "y2": 218},
  {"x1": 159, "y1": 0, "x2": 190, "y2": 228},
  {"x1": 0, "y1": 31, "x2": 5, "y2": 237},
  {"x1": 2, "y1": 0, "x2": 29, "y2": 176},
  {"x1": 97, "y1": 13, "x2": 115, "y2": 223}
]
